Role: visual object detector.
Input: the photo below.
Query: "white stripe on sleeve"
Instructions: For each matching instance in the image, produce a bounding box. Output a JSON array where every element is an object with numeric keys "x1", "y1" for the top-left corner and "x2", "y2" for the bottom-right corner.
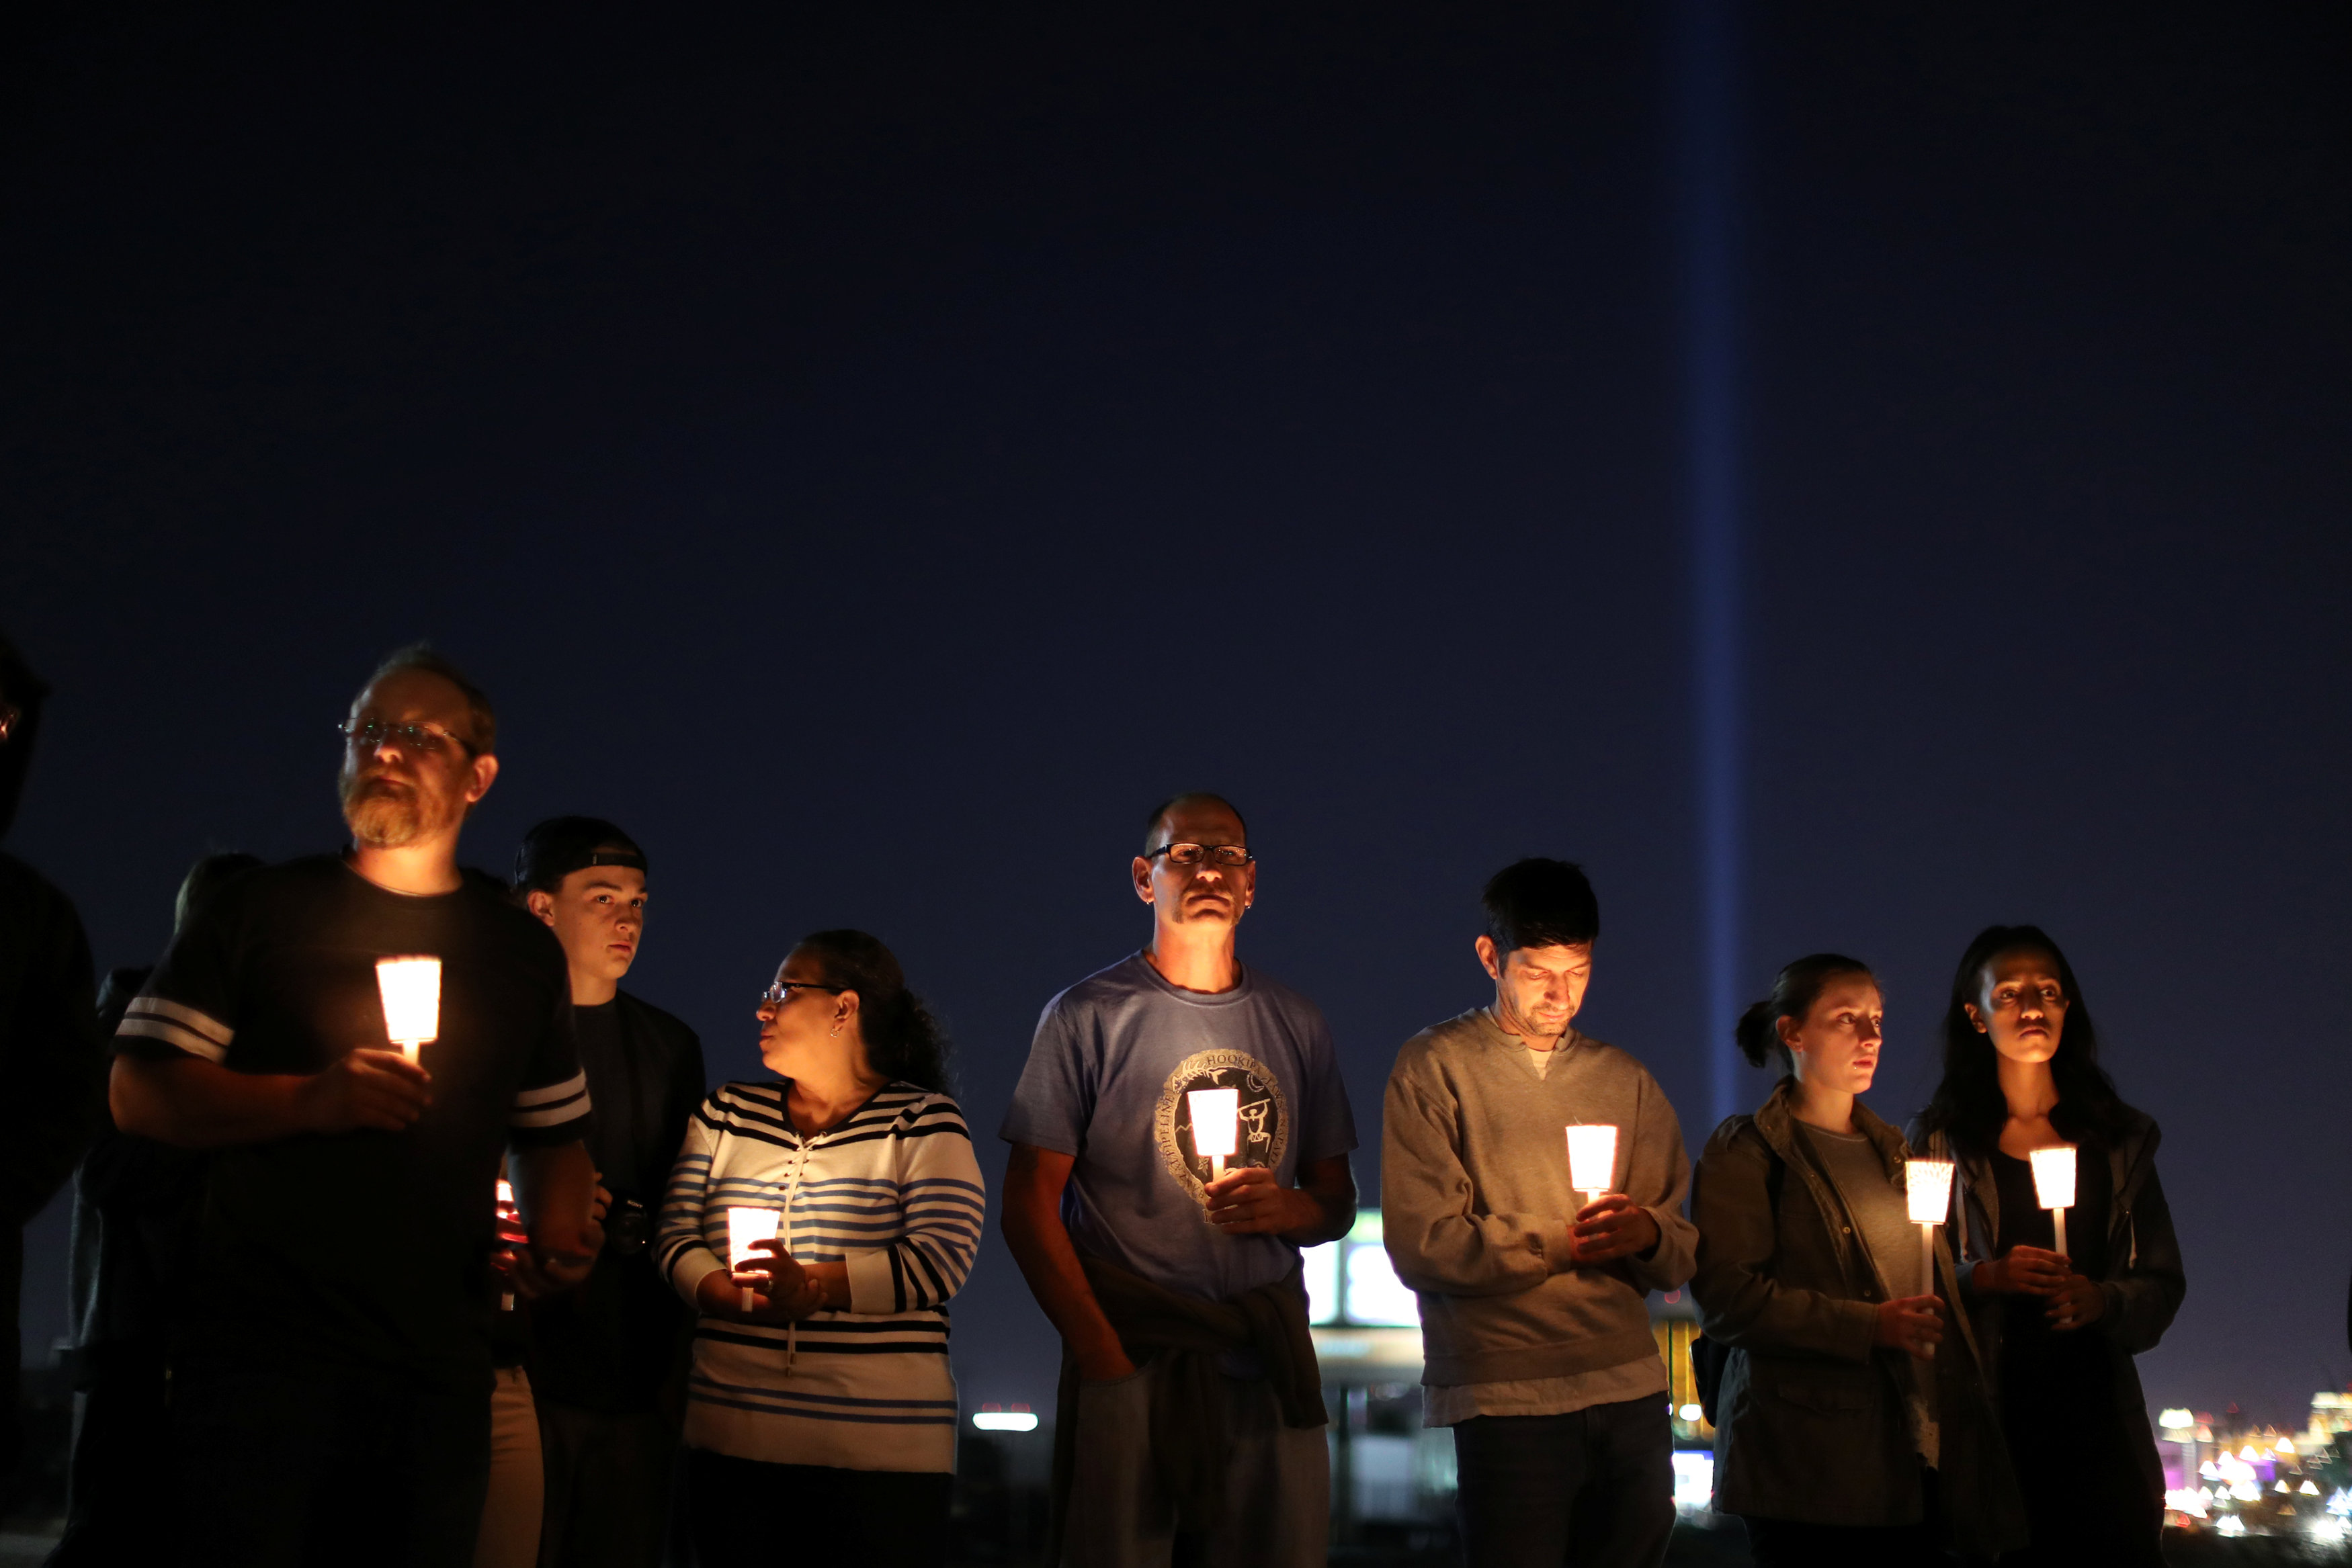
[
  {"x1": 116, "y1": 1014, "x2": 231, "y2": 1063},
  {"x1": 513, "y1": 1070, "x2": 589, "y2": 1107}
]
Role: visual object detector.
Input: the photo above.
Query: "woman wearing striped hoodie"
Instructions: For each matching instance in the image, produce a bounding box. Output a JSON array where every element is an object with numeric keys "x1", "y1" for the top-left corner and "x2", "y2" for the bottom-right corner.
[{"x1": 657, "y1": 928, "x2": 984, "y2": 1567}]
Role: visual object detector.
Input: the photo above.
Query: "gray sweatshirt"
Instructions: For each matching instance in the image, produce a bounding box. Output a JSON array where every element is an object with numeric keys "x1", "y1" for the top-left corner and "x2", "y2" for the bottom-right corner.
[{"x1": 1380, "y1": 1010, "x2": 1697, "y2": 1386}]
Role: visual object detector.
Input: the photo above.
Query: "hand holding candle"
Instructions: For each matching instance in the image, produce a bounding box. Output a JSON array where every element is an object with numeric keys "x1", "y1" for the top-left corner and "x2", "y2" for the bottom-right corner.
[
  {"x1": 375, "y1": 956, "x2": 442, "y2": 1060},
  {"x1": 726, "y1": 1206, "x2": 780, "y2": 1314},
  {"x1": 1564, "y1": 1125, "x2": 1657, "y2": 1265}
]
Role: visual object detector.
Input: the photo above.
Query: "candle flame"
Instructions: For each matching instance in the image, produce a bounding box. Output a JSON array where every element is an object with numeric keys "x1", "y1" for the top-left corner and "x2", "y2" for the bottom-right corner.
[
  {"x1": 2029, "y1": 1145, "x2": 2077, "y2": 1211},
  {"x1": 726, "y1": 1206, "x2": 780, "y2": 1271},
  {"x1": 1904, "y1": 1159, "x2": 1955, "y2": 1225},
  {"x1": 376, "y1": 955, "x2": 442, "y2": 1053},
  {"x1": 1187, "y1": 1087, "x2": 1239, "y2": 1161},
  {"x1": 1565, "y1": 1125, "x2": 1618, "y2": 1194}
]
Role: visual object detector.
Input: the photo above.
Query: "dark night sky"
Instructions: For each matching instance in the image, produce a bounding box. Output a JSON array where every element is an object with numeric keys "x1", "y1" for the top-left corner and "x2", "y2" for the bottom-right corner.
[{"x1": 5, "y1": 5, "x2": 2347, "y2": 1428}]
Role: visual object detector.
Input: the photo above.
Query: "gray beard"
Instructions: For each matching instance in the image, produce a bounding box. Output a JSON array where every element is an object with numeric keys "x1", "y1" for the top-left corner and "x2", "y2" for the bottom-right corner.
[{"x1": 341, "y1": 773, "x2": 459, "y2": 849}]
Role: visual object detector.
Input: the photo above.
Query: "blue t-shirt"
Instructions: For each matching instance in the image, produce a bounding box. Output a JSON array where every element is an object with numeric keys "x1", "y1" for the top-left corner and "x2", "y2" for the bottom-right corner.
[{"x1": 999, "y1": 953, "x2": 1358, "y2": 1305}]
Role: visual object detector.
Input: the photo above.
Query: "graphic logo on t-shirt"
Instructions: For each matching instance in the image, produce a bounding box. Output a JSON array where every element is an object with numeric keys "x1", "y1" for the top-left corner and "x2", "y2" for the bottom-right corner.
[{"x1": 1156, "y1": 1048, "x2": 1289, "y2": 1205}]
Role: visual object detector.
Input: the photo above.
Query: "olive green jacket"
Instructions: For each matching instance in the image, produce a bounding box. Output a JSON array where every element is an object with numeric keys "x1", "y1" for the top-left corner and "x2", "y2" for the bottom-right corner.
[{"x1": 1693, "y1": 1084, "x2": 2026, "y2": 1557}]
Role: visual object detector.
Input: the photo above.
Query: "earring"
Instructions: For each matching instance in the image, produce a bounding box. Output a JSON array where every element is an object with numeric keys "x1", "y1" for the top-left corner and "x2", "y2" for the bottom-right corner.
[{"x1": 831, "y1": 1022, "x2": 843, "y2": 1038}]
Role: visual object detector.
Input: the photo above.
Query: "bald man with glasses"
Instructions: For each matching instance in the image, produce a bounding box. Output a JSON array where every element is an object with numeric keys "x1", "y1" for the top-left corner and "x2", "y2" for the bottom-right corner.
[{"x1": 1001, "y1": 792, "x2": 1358, "y2": 1568}]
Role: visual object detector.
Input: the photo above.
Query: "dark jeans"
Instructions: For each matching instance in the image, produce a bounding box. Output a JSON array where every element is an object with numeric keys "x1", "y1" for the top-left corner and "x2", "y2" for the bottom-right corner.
[
  {"x1": 536, "y1": 1399, "x2": 679, "y2": 1568},
  {"x1": 686, "y1": 1447, "x2": 950, "y2": 1568},
  {"x1": 46, "y1": 1339, "x2": 172, "y2": 1565},
  {"x1": 1452, "y1": 1396, "x2": 1675, "y2": 1568},
  {"x1": 171, "y1": 1351, "x2": 491, "y2": 1568}
]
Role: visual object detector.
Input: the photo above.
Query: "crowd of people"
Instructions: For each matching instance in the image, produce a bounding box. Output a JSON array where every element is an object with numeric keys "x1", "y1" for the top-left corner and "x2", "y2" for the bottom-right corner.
[{"x1": 0, "y1": 630, "x2": 2187, "y2": 1568}]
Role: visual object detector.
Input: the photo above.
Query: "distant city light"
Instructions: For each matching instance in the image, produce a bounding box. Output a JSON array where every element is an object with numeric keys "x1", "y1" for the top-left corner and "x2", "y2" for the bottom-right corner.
[
  {"x1": 2159, "y1": 1408, "x2": 2194, "y2": 1430},
  {"x1": 973, "y1": 1408, "x2": 1039, "y2": 1432},
  {"x1": 2218, "y1": 1515, "x2": 2246, "y2": 1537},
  {"x1": 1677, "y1": 1403, "x2": 1704, "y2": 1423}
]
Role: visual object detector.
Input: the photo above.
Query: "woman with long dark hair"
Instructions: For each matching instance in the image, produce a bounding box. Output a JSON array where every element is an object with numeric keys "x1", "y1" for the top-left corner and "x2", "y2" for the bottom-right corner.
[
  {"x1": 1692, "y1": 955, "x2": 2021, "y2": 1565},
  {"x1": 655, "y1": 929, "x2": 981, "y2": 1568},
  {"x1": 1913, "y1": 925, "x2": 2183, "y2": 1565}
]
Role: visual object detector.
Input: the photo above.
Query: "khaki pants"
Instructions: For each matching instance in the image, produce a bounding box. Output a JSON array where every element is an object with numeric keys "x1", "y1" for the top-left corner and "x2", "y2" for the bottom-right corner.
[
  {"x1": 1062, "y1": 1366, "x2": 1329, "y2": 1568},
  {"x1": 474, "y1": 1364, "x2": 544, "y2": 1568}
]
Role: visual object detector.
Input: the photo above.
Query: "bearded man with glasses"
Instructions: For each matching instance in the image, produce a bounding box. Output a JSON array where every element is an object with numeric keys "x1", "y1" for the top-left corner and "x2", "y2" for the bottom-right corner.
[
  {"x1": 1001, "y1": 792, "x2": 1357, "y2": 1568},
  {"x1": 109, "y1": 643, "x2": 599, "y2": 1568}
]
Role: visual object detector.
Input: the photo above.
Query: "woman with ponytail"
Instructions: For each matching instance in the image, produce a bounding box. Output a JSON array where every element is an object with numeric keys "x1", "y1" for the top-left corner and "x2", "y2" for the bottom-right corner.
[
  {"x1": 1691, "y1": 955, "x2": 2023, "y2": 1564},
  {"x1": 1914, "y1": 926, "x2": 2182, "y2": 1566},
  {"x1": 654, "y1": 930, "x2": 982, "y2": 1567}
]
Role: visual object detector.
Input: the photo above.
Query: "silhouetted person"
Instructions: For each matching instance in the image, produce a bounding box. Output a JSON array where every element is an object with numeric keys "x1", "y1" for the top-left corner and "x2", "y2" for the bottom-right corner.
[
  {"x1": 1000, "y1": 793, "x2": 1356, "y2": 1568},
  {"x1": 46, "y1": 851, "x2": 260, "y2": 1567},
  {"x1": 507, "y1": 817, "x2": 704, "y2": 1568},
  {"x1": 110, "y1": 645, "x2": 600, "y2": 1568},
  {"x1": 0, "y1": 634, "x2": 106, "y2": 1486}
]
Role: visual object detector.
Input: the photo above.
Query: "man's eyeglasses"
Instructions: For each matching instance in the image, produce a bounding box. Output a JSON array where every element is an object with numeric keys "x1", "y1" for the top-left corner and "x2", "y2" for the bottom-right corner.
[
  {"x1": 339, "y1": 717, "x2": 473, "y2": 756},
  {"x1": 757, "y1": 980, "x2": 843, "y2": 1008},
  {"x1": 1147, "y1": 842, "x2": 1254, "y2": 868}
]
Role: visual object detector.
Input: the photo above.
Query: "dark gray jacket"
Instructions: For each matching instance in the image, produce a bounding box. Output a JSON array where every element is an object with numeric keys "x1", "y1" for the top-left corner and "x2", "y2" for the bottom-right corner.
[
  {"x1": 1919, "y1": 1111, "x2": 2183, "y2": 1541},
  {"x1": 1693, "y1": 1084, "x2": 2025, "y2": 1556}
]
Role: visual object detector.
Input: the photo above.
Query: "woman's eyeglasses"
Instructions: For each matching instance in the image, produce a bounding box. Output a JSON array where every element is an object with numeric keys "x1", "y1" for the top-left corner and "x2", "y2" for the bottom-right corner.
[{"x1": 757, "y1": 980, "x2": 843, "y2": 1009}]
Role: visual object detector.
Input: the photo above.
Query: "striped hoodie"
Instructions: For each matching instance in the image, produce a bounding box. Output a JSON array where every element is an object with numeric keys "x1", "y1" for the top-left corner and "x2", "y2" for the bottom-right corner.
[{"x1": 656, "y1": 1080, "x2": 984, "y2": 1473}]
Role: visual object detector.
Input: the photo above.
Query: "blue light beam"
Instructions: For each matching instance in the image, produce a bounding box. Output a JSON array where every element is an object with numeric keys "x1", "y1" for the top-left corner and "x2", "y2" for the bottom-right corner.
[{"x1": 1675, "y1": 0, "x2": 1744, "y2": 1129}]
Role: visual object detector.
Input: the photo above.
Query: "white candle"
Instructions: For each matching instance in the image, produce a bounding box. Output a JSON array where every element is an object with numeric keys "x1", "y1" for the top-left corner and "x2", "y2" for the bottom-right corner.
[
  {"x1": 2029, "y1": 1145, "x2": 2076, "y2": 1259},
  {"x1": 1188, "y1": 1087, "x2": 1239, "y2": 1184},
  {"x1": 727, "y1": 1206, "x2": 780, "y2": 1313},
  {"x1": 1905, "y1": 1159, "x2": 1954, "y2": 1342},
  {"x1": 376, "y1": 955, "x2": 442, "y2": 1060},
  {"x1": 1564, "y1": 1125, "x2": 1618, "y2": 1202}
]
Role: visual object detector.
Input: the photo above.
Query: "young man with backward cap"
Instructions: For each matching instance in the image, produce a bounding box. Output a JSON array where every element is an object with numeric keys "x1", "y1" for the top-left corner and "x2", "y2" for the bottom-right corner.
[
  {"x1": 1382, "y1": 858, "x2": 1697, "y2": 1568},
  {"x1": 109, "y1": 644, "x2": 599, "y2": 1568},
  {"x1": 510, "y1": 816, "x2": 706, "y2": 1568},
  {"x1": 999, "y1": 793, "x2": 1358, "y2": 1568}
]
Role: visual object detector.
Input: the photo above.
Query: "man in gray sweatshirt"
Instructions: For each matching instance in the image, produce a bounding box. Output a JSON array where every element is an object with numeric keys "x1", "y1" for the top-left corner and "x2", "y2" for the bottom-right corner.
[{"x1": 1382, "y1": 858, "x2": 1696, "y2": 1568}]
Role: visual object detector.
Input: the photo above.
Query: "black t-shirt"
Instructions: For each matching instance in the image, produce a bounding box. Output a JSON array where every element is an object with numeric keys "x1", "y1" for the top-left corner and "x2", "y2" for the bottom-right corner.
[
  {"x1": 525, "y1": 992, "x2": 704, "y2": 1413},
  {"x1": 116, "y1": 856, "x2": 591, "y2": 1382}
]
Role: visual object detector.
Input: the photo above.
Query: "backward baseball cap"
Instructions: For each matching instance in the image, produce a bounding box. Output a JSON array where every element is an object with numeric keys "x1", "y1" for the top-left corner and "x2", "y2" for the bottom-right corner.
[{"x1": 512, "y1": 816, "x2": 647, "y2": 895}]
